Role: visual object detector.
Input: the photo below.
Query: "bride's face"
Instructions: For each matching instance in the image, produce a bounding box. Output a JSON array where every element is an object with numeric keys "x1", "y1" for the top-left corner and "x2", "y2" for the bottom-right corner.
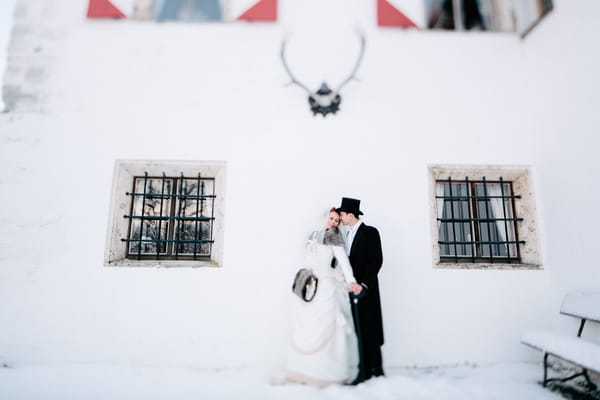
[{"x1": 326, "y1": 211, "x2": 341, "y2": 229}]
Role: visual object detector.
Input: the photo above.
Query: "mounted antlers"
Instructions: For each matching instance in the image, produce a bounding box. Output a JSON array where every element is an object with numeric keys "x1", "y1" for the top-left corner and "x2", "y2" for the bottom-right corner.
[{"x1": 280, "y1": 32, "x2": 366, "y2": 117}]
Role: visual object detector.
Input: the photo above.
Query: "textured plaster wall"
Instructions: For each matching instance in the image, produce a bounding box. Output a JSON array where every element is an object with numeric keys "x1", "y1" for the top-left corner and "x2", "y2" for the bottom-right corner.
[{"x1": 1, "y1": 0, "x2": 599, "y2": 369}]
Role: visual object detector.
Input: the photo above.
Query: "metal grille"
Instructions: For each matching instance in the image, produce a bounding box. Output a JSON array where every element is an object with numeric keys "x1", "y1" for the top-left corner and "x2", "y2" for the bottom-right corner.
[
  {"x1": 121, "y1": 172, "x2": 216, "y2": 261},
  {"x1": 436, "y1": 176, "x2": 525, "y2": 263}
]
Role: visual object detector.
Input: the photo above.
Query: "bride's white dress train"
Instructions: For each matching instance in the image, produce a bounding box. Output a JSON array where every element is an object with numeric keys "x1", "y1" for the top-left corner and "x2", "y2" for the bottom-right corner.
[{"x1": 285, "y1": 231, "x2": 359, "y2": 386}]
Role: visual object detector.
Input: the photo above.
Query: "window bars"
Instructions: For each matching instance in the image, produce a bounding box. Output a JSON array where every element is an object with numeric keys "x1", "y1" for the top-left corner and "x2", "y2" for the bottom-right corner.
[
  {"x1": 436, "y1": 177, "x2": 525, "y2": 263},
  {"x1": 121, "y1": 172, "x2": 216, "y2": 261}
]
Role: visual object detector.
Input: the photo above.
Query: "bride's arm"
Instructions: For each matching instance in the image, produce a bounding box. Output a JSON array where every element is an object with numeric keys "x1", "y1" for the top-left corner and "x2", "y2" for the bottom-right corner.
[{"x1": 332, "y1": 245, "x2": 357, "y2": 284}]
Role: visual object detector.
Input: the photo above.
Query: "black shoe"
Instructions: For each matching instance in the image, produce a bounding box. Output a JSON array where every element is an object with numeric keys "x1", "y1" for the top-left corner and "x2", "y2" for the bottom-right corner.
[
  {"x1": 371, "y1": 368, "x2": 385, "y2": 377},
  {"x1": 346, "y1": 372, "x2": 372, "y2": 386}
]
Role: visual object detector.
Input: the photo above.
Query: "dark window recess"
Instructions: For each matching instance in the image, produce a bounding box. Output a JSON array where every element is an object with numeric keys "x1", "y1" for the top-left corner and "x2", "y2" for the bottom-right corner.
[
  {"x1": 121, "y1": 172, "x2": 216, "y2": 261},
  {"x1": 155, "y1": 0, "x2": 222, "y2": 22},
  {"x1": 436, "y1": 177, "x2": 525, "y2": 263}
]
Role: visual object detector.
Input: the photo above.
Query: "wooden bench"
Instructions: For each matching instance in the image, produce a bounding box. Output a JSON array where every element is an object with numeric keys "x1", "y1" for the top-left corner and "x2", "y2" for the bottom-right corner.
[{"x1": 521, "y1": 291, "x2": 600, "y2": 390}]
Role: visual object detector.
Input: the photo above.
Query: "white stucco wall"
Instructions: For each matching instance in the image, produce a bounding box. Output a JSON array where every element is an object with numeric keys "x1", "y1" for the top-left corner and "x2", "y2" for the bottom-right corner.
[{"x1": 1, "y1": 0, "x2": 599, "y2": 370}]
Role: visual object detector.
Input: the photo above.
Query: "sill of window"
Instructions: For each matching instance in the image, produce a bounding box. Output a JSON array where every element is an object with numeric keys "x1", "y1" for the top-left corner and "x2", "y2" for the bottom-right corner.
[
  {"x1": 434, "y1": 263, "x2": 541, "y2": 270},
  {"x1": 105, "y1": 259, "x2": 221, "y2": 268}
]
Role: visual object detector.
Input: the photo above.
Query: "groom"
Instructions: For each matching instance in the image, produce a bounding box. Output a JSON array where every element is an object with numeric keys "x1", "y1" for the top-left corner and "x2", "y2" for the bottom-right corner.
[{"x1": 337, "y1": 197, "x2": 385, "y2": 385}]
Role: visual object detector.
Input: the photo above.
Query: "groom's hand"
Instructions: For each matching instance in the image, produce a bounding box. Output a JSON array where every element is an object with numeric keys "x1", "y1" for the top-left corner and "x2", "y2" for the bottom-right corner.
[{"x1": 347, "y1": 282, "x2": 363, "y2": 295}]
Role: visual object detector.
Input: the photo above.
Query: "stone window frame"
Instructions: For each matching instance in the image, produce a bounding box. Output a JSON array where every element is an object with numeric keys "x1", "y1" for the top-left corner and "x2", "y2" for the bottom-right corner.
[
  {"x1": 105, "y1": 160, "x2": 226, "y2": 268},
  {"x1": 428, "y1": 165, "x2": 541, "y2": 270}
]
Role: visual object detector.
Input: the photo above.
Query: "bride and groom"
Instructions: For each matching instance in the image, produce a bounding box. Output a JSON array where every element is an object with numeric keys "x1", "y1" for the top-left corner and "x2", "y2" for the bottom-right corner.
[{"x1": 285, "y1": 197, "x2": 384, "y2": 386}]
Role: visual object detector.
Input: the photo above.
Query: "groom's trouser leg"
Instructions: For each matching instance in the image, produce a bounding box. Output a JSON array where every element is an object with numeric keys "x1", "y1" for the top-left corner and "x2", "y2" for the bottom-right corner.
[
  {"x1": 363, "y1": 342, "x2": 382, "y2": 372},
  {"x1": 368, "y1": 346, "x2": 383, "y2": 376},
  {"x1": 350, "y1": 297, "x2": 367, "y2": 379}
]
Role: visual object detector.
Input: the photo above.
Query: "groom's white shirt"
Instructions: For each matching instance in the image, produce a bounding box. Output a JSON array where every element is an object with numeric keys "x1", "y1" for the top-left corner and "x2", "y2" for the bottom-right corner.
[{"x1": 344, "y1": 220, "x2": 363, "y2": 255}]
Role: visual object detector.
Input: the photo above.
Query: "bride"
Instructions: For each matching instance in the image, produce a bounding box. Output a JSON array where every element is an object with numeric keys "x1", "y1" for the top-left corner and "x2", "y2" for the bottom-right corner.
[{"x1": 285, "y1": 208, "x2": 362, "y2": 386}]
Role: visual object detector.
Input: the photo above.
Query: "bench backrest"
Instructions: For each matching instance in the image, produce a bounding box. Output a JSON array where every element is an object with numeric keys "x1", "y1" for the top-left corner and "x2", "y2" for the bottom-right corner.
[{"x1": 560, "y1": 291, "x2": 600, "y2": 323}]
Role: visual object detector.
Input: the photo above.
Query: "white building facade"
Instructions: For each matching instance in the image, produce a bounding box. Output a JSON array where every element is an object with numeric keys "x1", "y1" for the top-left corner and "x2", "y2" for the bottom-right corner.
[{"x1": 1, "y1": 0, "x2": 599, "y2": 371}]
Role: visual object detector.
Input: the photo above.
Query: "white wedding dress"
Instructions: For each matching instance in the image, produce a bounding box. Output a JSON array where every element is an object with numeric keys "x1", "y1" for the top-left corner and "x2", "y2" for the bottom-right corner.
[{"x1": 285, "y1": 231, "x2": 359, "y2": 386}]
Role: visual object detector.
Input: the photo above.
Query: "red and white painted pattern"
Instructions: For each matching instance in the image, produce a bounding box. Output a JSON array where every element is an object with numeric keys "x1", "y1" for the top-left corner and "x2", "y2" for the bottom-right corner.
[
  {"x1": 229, "y1": 0, "x2": 277, "y2": 22},
  {"x1": 377, "y1": 0, "x2": 422, "y2": 28}
]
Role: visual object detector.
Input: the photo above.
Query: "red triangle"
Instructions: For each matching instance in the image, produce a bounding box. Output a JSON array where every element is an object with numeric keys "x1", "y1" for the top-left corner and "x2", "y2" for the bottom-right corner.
[
  {"x1": 87, "y1": 0, "x2": 126, "y2": 19},
  {"x1": 237, "y1": 0, "x2": 277, "y2": 21},
  {"x1": 377, "y1": 0, "x2": 417, "y2": 28}
]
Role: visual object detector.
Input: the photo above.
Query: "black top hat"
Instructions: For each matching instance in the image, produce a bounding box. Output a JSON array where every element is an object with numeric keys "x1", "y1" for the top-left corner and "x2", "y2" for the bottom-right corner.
[{"x1": 336, "y1": 197, "x2": 363, "y2": 216}]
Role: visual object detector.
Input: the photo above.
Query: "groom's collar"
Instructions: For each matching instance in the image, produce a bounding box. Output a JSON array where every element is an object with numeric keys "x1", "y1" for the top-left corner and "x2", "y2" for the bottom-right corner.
[{"x1": 349, "y1": 220, "x2": 363, "y2": 233}]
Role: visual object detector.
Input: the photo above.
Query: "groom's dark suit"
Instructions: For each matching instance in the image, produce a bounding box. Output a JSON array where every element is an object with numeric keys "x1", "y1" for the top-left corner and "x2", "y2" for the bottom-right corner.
[{"x1": 349, "y1": 222, "x2": 384, "y2": 378}]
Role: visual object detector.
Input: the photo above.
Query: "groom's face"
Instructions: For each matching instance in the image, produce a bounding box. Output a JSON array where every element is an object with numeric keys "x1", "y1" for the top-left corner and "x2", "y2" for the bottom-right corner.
[{"x1": 339, "y1": 211, "x2": 352, "y2": 226}]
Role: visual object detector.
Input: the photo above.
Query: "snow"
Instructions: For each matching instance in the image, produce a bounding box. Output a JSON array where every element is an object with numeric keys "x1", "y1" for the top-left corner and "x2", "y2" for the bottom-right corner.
[
  {"x1": 0, "y1": 362, "x2": 565, "y2": 400},
  {"x1": 560, "y1": 291, "x2": 600, "y2": 322},
  {"x1": 521, "y1": 291, "x2": 600, "y2": 375},
  {"x1": 521, "y1": 330, "x2": 600, "y2": 373}
]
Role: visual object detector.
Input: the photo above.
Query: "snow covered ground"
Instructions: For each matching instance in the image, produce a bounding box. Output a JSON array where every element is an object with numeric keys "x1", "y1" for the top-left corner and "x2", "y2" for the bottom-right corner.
[{"x1": 0, "y1": 361, "x2": 571, "y2": 400}]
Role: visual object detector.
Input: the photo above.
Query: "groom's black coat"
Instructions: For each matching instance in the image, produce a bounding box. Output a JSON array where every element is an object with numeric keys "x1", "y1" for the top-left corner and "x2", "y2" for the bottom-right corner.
[{"x1": 349, "y1": 223, "x2": 384, "y2": 347}]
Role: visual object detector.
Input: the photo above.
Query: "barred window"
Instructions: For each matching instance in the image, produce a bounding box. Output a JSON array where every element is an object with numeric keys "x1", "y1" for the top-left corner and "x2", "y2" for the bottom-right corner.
[
  {"x1": 123, "y1": 173, "x2": 215, "y2": 261},
  {"x1": 436, "y1": 177, "x2": 524, "y2": 263},
  {"x1": 105, "y1": 161, "x2": 226, "y2": 268},
  {"x1": 429, "y1": 165, "x2": 541, "y2": 269}
]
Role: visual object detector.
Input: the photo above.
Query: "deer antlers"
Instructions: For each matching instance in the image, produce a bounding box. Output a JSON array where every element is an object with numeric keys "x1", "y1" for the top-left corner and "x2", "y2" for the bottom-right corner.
[{"x1": 280, "y1": 32, "x2": 366, "y2": 116}]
